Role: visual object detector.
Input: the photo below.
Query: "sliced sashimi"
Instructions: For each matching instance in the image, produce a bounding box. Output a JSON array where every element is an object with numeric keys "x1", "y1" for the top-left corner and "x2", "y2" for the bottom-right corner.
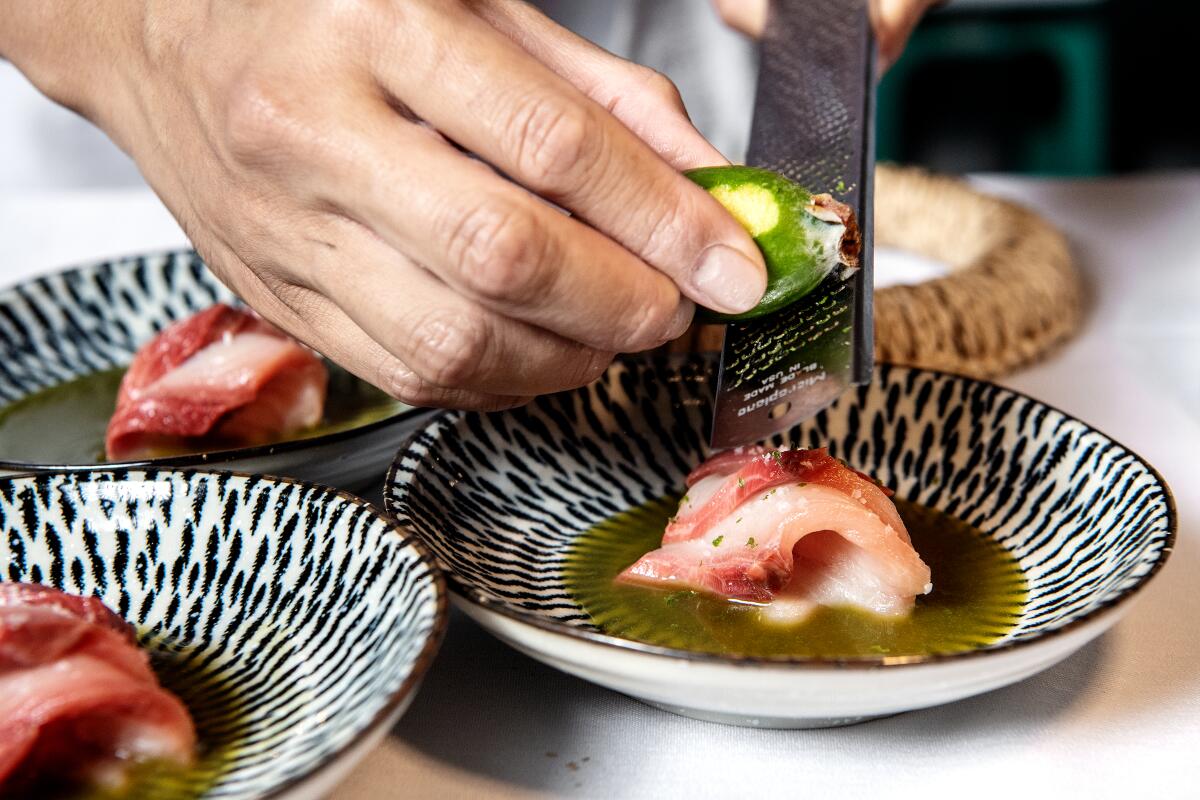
[
  {"x1": 684, "y1": 445, "x2": 766, "y2": 485},
  {"x1": 618, "y1": 448, "x2": 931, "y2": 620},
  {"x1": 105, "y1": 304, "x2": 328, "y2": 459},
  {"x1": 0, "y1": 584, "x2": 196, "y2": 794},
  {"x1": 0, "y1": 582, "x2": 132, "y2": 641},
  {"x1": 665, "y1": 447, "x2": 905, "y2": 545},
  {"x1": 115, "y1": 304, "x2": 251, "y2": 401},
  {"x1": 0, "y1": 583, "x2": 142, "y2": 673},
  {"x1": 0, "y1": 654, "x2": 196, "y2": 792}
]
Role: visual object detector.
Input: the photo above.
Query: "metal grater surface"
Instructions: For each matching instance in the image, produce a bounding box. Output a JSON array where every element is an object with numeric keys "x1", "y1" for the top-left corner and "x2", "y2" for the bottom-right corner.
[{"x1": 710, "y1": 0, "x2": 876, "y2": 449}]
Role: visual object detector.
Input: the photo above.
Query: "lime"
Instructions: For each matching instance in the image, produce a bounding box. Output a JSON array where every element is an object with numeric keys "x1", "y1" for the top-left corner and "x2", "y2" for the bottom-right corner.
[{"x1": 687, "y1": 166, "x2": 859, "y2": 321}]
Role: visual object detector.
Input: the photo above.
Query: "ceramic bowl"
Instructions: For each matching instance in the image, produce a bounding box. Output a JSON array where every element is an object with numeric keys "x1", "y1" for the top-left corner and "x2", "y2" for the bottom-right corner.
[
  {"x1": 385, "y1": 355, "x2": 1175, "y2": 728},
  {"x1": 0, "y1": 467, "x2": 446, "y2": 798},
  {"x1": 0, "y1": 250, "x2": 431, "y2": 490}
]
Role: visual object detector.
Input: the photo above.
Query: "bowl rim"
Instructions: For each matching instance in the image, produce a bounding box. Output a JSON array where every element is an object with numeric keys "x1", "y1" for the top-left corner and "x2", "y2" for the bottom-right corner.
[
  {"x1": 384, "y1": 358, "x2": 1177, "y2": 670},
  {"x1": 0, "y1": 464, "x2": 449, "y2": 799},
  {"x1": 0, "y1": 247, "x2": 430, "y2": 473}
]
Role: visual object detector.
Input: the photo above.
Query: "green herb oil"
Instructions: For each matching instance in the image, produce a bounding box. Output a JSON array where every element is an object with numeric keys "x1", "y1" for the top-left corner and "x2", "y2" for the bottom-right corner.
[{"x1": 566, "y1": 496, "x2": 1027, "y2": 658}]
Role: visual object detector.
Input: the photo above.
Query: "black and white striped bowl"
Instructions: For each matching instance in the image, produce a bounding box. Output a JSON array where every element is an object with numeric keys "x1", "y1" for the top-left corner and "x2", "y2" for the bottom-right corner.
[
  {"x1": 0, "y1": 250, "x2": 430, "y2": 490},
  {"x1": 386, "y1": 355, "x2": 1175, "y2": 728},
  {"x1": 0, "y1": 467, "x2": 446, "y2": 798}
]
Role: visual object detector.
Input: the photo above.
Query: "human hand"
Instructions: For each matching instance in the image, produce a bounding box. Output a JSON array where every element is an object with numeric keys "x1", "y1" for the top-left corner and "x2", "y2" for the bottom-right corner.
[
  {"x1": 1, "y1": 0, "x2": 767, "y2": 409},
  {"x1": 713, "y1": 0, "x2": 943, "y2": 71}
]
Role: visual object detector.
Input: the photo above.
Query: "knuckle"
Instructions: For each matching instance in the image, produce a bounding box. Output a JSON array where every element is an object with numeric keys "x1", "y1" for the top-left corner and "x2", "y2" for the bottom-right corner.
[
  {"x1": 445, "y1": 202, "x2": 547, "y2": 304},
  {"x1": 407, "y1": 309, "x2": 490, "y2": 389},
  {"x1": 378, "y1": 359, "x2": 439, "y2": 407},
  {"x1": 616, "y1": 175, "x2": 700, "y2": 269},
  {"x1": 568, "y1": 348, "x2": 614, "y2": 387},
  {"x1": 506, "y1": 94, "x2": 594, "y2": 188},
  {"x1": 637, "y1": 186, "x2": 692, "y2": 262},
  {"x1": 223, "y1": 75, "x2": 304, "y2": 164},
  {"x1": 626, "y1": 293, "x2": 684, "y2": 350},
  {"x1": 381, "y1": 369, "x2": 433, "y2": 407},
  {"x1": 265, "y1": 276, "x2": 321, "y2": 317},
  {"x1": 638, "y1": 68, "x2": 685, "y2": 108}
]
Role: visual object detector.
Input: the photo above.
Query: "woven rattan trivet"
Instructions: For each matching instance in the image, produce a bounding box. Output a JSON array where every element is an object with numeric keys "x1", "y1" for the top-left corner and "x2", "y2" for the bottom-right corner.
[
  {"x1": 673, "y1": 164, "x2": 1084, "y2": 379},
  {"x1": 872, "y1": 164, "x2": 1083, "y2": 377}
]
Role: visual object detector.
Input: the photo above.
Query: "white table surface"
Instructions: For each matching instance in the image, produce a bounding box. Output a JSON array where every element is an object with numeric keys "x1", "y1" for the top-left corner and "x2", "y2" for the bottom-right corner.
[{"x1": 2, "y1": 174, "x2": 1198, "y2": 799}]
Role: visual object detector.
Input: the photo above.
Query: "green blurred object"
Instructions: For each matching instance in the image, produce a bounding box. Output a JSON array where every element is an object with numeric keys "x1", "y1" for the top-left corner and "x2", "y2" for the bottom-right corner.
[{"x1": 877, "y1": 1, "x2": 1110, "y2": 176}]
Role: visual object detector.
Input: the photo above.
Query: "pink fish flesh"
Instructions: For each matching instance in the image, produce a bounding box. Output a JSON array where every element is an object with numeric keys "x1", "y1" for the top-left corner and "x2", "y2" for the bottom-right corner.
[
  {"x1": 0, "y1": 583, "x2": 196, "y2": 794},
  {"x1": 617, "y1": 448, "x2": 932, "y2": 622},
  {"x1": 105, "y1": 304, "x2": 328, "y2": 459}
]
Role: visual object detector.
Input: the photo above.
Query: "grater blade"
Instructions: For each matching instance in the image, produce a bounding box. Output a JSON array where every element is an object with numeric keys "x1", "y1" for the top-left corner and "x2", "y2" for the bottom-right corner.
[{"x1": 710, "y1": 0, "x2": 876, "y2": 449}]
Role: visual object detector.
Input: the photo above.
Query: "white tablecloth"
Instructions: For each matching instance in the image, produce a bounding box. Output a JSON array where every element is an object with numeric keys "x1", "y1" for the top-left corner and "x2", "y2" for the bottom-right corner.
[{"x1": 1, "y1": 174, "x2": 1198, "y2": 799}]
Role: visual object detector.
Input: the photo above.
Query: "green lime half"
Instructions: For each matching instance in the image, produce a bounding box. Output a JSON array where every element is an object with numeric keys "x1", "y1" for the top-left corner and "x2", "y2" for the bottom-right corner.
[{"x1": 687, "y1": 165, "x2": 859, "y2": 321}]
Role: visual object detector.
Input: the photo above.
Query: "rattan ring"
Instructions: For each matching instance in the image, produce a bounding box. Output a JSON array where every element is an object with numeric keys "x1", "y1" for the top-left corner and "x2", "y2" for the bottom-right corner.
[
  {"x1": 872, "y1": 164, "x2": 1083, "y2": 377},
  {"x1": 673, "y1": 164, "x2": 1084, "y2": 379}
]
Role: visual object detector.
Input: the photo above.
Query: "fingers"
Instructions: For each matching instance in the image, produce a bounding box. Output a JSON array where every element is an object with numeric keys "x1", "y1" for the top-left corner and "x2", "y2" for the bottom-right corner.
[
  {"x1": 318, "y1": 108, "x2": 696, "y2": 352},
  {"x1": 214, "y1": 54, "x2": 698, "y2": 353},
  {"x1": 196, "y1": 238, "x2": 527, "y2": 410},
  {"x1": 710, "y1": 0, "x2": 934, "y2": 73},
  {"x1": 308, "y1": 217, "x2": 617, "y2": 397},
  {"x1": 871, "y1": 0, "x2": 940, "y2": 70},
  {"x1": 468, "y1": 0, "x2": 729, "y2": 171},
  {"x1": 371, "y1": 2, "x2": 767, "y2": 315},
  {"x1": 711, "y1": 0, "x2": 768, "y2": 37}
]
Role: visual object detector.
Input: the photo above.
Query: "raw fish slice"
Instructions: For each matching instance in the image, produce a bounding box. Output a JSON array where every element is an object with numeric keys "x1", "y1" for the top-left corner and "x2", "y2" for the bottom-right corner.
[
  {"x1": 768, "y1": 530, "x2": 919, "y2": 621},
  {"x1": 0, "y1": 606, "x2": 148, "y2": 677},
  {"x1": 679, "y1": 532, "x2": 911, "y2": 629},
  {"x1": 665, "y1": 448, "x2": 905, "y2": 545},
  {"x1": 0, "y1": 584, "x2": 196, "y2": 793},
  {"x1": 614, "y1": 484, "x2": 931, "y2": 609},
  {"x1": 0, "y1": 583, "x2": 139, "y2": 672},
  {"x1": 105, "y1": 304, "x2": 328, "y2": 459},
  {"x1": 618, "y1": 448, "x2": 931, "y2": 620},
  {"x1": 0, "y1": 654, "x2": 196, "y2": 790},
  {"x1": 115, "y1": 305, "x2": 251, "y2": 404},
  {"x1": 684, "y1": 445, "x2": 767, "y2": 484},
  {"x1": 215, "y1": 352, "x2": 328, "y2": 442},
  {"x1": 0, "y1": 582, "x2": 132, "y2": 639}
]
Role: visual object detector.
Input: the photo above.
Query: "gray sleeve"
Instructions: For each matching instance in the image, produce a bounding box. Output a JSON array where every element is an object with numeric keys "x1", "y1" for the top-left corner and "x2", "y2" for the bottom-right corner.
[{"x1": 533, "y1": 0, "x2": 758, "y2": 163}]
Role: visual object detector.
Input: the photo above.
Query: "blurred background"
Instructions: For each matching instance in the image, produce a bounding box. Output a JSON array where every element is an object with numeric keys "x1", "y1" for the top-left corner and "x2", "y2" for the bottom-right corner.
[{"x1": 879, "y1": 0, "x2": 1200, "y2": 174}]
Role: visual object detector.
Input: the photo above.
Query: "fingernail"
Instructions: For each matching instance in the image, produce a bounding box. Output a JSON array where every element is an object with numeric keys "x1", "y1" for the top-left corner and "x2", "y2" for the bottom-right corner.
[{"x1": 691, "y1": 245, "x2": 766, "y2": 313}]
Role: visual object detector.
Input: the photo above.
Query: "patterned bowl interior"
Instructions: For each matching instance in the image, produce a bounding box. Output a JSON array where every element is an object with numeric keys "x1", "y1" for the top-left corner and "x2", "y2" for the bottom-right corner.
[
  {"x1": 387, "y1": 355, "x2": 1174, "y2": 660},
  {"x1": 0, "y1": 250, "x2": 232, "y2": 403},
  {"x1": 0, "y1": 249, "x2": 411, "y2": 469},
  {"x1": 0, "y1": 468, "x2": 444, "y2": 798}
]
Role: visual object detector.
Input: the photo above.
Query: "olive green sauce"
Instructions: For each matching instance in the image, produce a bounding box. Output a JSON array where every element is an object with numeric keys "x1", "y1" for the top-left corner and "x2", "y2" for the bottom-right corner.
[
  {"x1": 0, "y1": 364, "x2": 404, "y2": 464},
  {"x1": 40, "y1": 644, "x2": 246, "y2": 800},
  {"x1": 566, "y1": 496, "x2": 1027, "y2": 658}
]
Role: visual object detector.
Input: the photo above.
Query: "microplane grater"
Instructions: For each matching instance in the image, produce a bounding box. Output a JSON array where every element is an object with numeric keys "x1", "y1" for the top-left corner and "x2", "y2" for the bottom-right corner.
[{"x1": 710, "y1": 0, "x2": 876, "y2": 449}]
